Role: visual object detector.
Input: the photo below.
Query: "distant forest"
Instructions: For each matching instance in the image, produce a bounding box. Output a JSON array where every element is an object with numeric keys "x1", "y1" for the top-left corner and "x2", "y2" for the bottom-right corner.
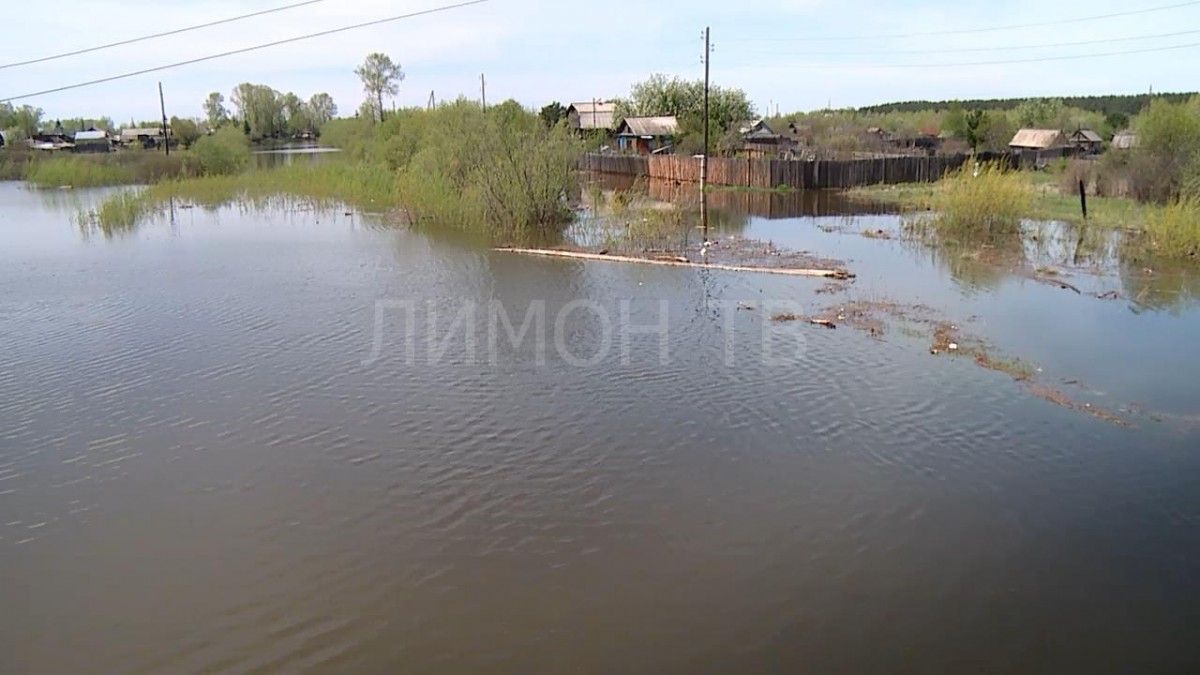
[{"x1": 859, "y1": 93, "x2": 1197, "y2": 117}]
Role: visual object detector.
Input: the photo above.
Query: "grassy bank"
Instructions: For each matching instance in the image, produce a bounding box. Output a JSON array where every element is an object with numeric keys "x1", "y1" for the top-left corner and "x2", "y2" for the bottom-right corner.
[
  {"x1": 850, "y1": 173, "x2": 1148, "y2": 230},
  {"x1": 2, "y1": 128, "x2": 254, "y2": 187},
  {"x1": 849, "y1": 167, "x2": 1200, "y2": 259},
  {"x1": 87, "y1": 101, "x2": 583, "y2": 241}
]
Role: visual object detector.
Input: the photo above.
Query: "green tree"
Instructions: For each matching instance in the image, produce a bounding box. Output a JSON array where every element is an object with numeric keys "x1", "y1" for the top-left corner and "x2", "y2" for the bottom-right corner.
[
  {"x1": 1132, "y1": 97, "x2": 1200, "y2": 201},
  {"x1": 942, "y1": 103, "x2": 967, "y2": 138},
  {"x1": 355, "y1": 53, "x2": 404, "y2": 123},
  {"x1": 169, "y1": 117, "x2": 202, "y2": 148},
  {"x1": 203, "y1": 92, "x2": 228, "y2": 128},
  {"x1": 1014, "y1": 98, "x2": 1065, "y2": 127},
  {"x1": 964, "y1": 109, "x2": 989, "y2": 153},
  {"x1": 308, "y1": 93, "x2": 337, "y2": 127},
  {"x1": 231, "y1": 83, "x2": 284, "y2": 138},
  {"x1": 616, "y1": 74, "x2": 754, "y2": 132},
  {"x1": 539, "y1": 101, "x2": 566, "y2": 127}
]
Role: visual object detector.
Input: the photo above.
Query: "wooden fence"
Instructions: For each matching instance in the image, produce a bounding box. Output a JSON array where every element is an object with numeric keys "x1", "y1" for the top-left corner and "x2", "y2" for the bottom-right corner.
[{"x1": 580, "y1": 152, "x2": 1014, "y2": 189}]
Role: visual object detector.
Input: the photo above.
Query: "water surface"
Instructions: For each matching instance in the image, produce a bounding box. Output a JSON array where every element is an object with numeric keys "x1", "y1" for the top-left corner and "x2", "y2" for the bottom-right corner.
[{"x1": 2, "y1": 182, "x2": 1198, "y2": 673}]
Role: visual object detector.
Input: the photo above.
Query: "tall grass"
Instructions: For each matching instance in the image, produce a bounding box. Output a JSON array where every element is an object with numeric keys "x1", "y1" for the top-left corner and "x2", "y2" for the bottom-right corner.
[
  {"x1": 933, "y1": 162, "x2": 1034, "y2": 235},
  {"x1": 20, "y1": 151, "x2": 199, "y2": 187},
  {"x1": 89, "y1": 102, "x2": 584, "y2": 238},
  {"x1": 1131, "y1": 197, "x2": 1200, "y2": 258}
]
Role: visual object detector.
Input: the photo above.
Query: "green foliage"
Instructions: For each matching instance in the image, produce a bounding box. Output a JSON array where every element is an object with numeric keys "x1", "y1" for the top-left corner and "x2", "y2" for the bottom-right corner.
[
  {"x1": 0, "y1": 104, "x2": 44, "y2": 137},
  {"x1": 203, "y1": 92, "x2": 228, "y2": 128},
  {"x1": 190, "y1": 127, "x2": 250, "y2": 176},
  {"x1": 964, "y1": 110, "x2": 989, "y2": 153},
  {"x1": 169, "y1": 117, "x2": 202, "y2": 148},
  {"x1": 539, "y1": 101, "x2": 566, "y2": 127},
  {"x1": 615, "y1": 74, "x2": 754, "y2": 132},
  {"x1": 861, "y1": 93, "x2": 1197, "y2": 118},
  {"x1": 1129, "y1": 97, "x2": 1200, "y2": 202},
  {"x1": 231, "y1": 83, "x2": 285, "y2": 139},
  {"x1": 355, "y1": 53, "x2": 404, "y2": 123},
  {"x1": 933, "y1": 163, "x2": 1033, "y2": 235},
  {"x1": 308, "y1": 93, "x2": 337, "y2": 128},
  {"x1": 20, "y1": 151, "x2": 192, "y2": 187},
  {"x1": 1132, "y1": 197, "x2": 1200, "y2": 258}
]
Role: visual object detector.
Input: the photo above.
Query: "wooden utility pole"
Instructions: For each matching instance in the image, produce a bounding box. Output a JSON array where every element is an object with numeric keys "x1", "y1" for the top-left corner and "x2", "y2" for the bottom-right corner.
[
  {"x1": 158, "y1": 82, "x2": 169, "y2": 157},
  {"x1": 480, "y1": 73, "x2": 487, "y2": 111},
  {"x1": 701, "y1": 26, "x2": 711, "y2": 239}
]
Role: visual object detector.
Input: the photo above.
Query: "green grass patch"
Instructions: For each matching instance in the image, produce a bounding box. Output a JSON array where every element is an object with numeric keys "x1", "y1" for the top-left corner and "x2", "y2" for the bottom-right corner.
[
  {"x1": 1127, "y1": 197, "x2": 1200, "y2": 259},
  {"x1": 933, "y1": 163, "x2": 1033, "y2": 236}
]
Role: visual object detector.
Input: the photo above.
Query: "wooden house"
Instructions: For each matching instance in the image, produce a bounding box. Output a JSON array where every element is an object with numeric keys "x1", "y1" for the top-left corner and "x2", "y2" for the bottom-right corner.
[
  {"x1": 1111, "y1": 131, "x2": 1138, "y2": 150},
  {"x1": 615, "y1": 116, "x2": 678, "y2": 154},
  {"x1": 120, "y1": 127, "x2": 165, "y2": 149},
  {"x1": 1009, "y1": 129, "x2": 1070, "y2": 163},
  {"x1": 73, "y1": 129, "x2": 111, "y2": 153},
  {"x1": 732, "y1": 119, "x2": 796, "y2": 159},
  {"x1": 565, "y1": 101, "x2": 616, "y2": 135},
  {"x1": 1068, "y1": 129, "x2": 1103, "y2": 155}
]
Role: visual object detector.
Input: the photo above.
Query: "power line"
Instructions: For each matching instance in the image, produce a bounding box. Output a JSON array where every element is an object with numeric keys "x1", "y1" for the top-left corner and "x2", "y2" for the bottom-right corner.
[
  {"x1": 0, "y1": 0, "x2": 489, "y2": 103},
  {"x1": 726, "y1": 0, "x2": 1200, "y2": 42},
  {"x1": 0, "y1": 0, "x2": 336, "y2": 71},
  {"x1": 720, "y1": 39, "x2": 1200, "y2": 70},
  {"x1": 731, "y1": 27, "x2": 1200, "y2": 57}
]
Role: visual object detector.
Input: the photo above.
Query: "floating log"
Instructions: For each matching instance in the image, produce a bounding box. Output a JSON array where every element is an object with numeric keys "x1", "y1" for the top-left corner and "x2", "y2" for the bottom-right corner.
[{"x1": 493, "y1": 248, "x2": 854, "y2": 279}]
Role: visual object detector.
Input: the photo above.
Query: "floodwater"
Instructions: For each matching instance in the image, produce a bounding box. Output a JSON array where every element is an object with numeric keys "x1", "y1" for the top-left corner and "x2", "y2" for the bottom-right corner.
[
  {"x1": 2, "y1": 180, "x2": 1199, "y2": 673},
  {"x1": 252, "y1": 144, "x2": 342, "y2": 169}
]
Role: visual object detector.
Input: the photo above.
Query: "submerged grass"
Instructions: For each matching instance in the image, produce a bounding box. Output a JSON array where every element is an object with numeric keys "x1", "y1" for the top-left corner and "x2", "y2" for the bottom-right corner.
[
  {"x1": 1127, "y1": 197, "x2": 1200, "y2": 259},
  {"x1": 83, "y1": 161, "x2": 402, "y2": 232},
  {"x1": 932, "y1": 163, "x2": 1033, "y2": 236},
  {"x1": 87, "y1": 102, "x2": 583, "y2": 240}
]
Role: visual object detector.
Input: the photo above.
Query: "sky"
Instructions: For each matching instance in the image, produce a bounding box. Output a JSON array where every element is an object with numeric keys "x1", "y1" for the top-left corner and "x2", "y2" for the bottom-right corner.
[{"x1": 2, "y1": 0, "x2": 1199, "y2": 123}]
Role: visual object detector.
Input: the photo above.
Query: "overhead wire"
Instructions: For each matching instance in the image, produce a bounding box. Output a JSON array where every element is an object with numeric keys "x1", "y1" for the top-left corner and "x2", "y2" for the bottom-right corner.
[
  {"x1": 0, "y1": 0, "x2": 490, "y2": 103},
  {"x1": 0, "y1": 0, "x2": 337, "y2": 70},
  {"x1": 724, "y1": 0, "x2": 1200, "y2": 41}
]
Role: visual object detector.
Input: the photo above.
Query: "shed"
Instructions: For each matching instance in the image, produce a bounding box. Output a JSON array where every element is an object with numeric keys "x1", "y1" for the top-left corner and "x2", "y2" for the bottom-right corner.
[
  {"x1": 565, "y1": 101, "x2": 616, "y2": 133},
  {"x1": 1068, "y1": 129, "x2": 1103, "y2": 155},
  {"x1": 1009, "y1": 128, "x2": 1070, "y2": 162},
  {"x1": 734, "y1": 119, "x2": 795, "y2": 158},
  {"x1": 1111, "y1": 131, "x2": 1138, "y2": 150},
  {"x1": 615, "y1": 116, "x2": 678, "y2": 154},
  {"x1": 120, "y1": 127, "x2": 165, "y2": 148},
  {"x1": 73, "y1": 129, "x2": 111, "y2": 153}
]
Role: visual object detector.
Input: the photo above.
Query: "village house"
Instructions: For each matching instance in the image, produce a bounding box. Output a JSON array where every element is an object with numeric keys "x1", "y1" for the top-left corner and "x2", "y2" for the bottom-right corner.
[
  {"x1": 615, "y1": 116, "x2": 678, "y2": 154},
  {"x1": 1009, "y1": 128, "x2": 1071, "y2": 163},
  {"x1": 73, "y1": 128, "x2": 111, "y2": 153},
  {"x1": 1068, "y1": 129, "x2": 1103, "y2": 155},
  {"x1": 731, "y1": 119, "x2": 796, "y2": 159},
  {"x1": 28, "y1": 131, "x2": 73, "y2": 151},
  {"x1": 564, "y1": 101, "x2": 616, "y2": 135},
  {"x1": 1111, "y1": 130, "x2": 1138, "y2": 150},
  {"x1": 120, "y1": 127, "x2": 165, "y2": 149}
]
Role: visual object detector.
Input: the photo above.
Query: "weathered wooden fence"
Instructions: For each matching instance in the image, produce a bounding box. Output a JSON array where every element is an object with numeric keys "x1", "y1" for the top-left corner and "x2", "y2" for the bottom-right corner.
[{"x1": 581, "y1": 152, "x2": 1014, "y2": 189}]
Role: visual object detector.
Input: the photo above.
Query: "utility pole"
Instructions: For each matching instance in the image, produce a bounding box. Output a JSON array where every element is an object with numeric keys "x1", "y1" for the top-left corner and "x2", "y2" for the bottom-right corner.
[
  {"x1": 591, "y1": 97, "x2": 597, "y2": 130},
  {"x1": 480, "y1": 73, "x2": 487, "y2": 111},
  {"x1": 158, "y1": 82, "x2": 169, "y2": 157},
  {"x1": 428, "y1": 90, "x2": 435, "y2": 110},
  {"x1": 701, "y1": 26, "x2": 711, "y2": 240}
]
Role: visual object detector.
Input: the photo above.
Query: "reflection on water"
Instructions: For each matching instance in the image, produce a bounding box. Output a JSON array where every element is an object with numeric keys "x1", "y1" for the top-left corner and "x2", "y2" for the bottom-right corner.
[
  {"x1": 252, "y1": 143, "x2": 341, "y2": 169},
  {"x1": 2, "y1": 181, "x2": 1200, "y2": 672}
]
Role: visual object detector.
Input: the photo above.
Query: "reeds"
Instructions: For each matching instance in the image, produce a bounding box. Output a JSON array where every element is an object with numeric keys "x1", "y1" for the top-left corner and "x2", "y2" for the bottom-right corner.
[{"x1": 933, "y1": 162, "x2": 1033, "y2": 236}]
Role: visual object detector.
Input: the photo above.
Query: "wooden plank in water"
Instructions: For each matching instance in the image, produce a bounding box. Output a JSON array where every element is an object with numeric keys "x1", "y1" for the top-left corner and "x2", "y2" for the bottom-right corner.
[{"x1": 493, "y1": 248, "x2": 854, "y2": 279}]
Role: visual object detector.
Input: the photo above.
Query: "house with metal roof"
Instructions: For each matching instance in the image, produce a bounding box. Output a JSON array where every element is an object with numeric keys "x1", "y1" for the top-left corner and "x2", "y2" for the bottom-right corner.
[
  {"x1": 615, "y1": 116, "x2": 678, "y2": 154},
  {"x1": 565, "y1": 101, "x2": 616, "y2": 133},
  {"x1": 73, "y1": 129, "x2": 111, "y2": 153}
]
